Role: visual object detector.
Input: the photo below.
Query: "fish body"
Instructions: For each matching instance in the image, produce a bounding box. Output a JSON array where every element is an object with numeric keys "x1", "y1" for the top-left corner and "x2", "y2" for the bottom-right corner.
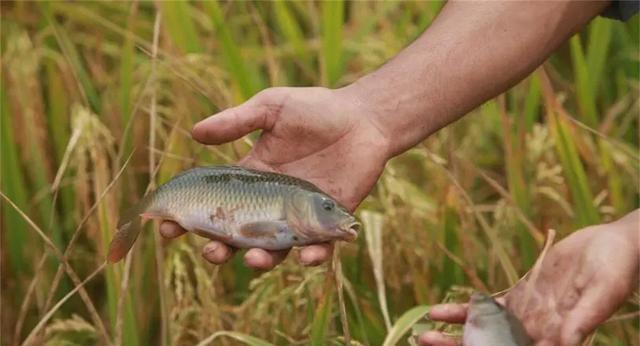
[
  {"x1": 107, "y1": 166, "x2": 359, "y2": 262},
  {"x1": 463, "y1": 292, "x2": 532, "y2": 346}
]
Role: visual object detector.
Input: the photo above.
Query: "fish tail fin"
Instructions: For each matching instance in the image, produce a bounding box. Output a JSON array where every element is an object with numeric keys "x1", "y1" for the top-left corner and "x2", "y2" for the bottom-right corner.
[
  {"x1": 107, "y1": 217, "x2": 142, "y2": 263},
  {"x1": 107, "y1": 196, "x2": 152, "y2": 263}
]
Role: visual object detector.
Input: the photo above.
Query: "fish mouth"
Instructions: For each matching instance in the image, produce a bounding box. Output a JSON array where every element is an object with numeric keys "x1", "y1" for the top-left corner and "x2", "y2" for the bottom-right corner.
[{"x1": 339, "y1": 219, "x2": 360, "y2": 241}]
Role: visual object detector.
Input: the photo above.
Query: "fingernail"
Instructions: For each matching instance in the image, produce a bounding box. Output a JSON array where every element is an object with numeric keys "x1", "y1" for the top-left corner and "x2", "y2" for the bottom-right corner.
[
  {"x1": 244, "y1": 251, "x2": 257, "y2": 262},
  {"x1": 301, "y1": 256, "x2": 319, "y2": 266},
  {"x1": 245, "y1": 253, "x2": 270, "y2": 270},
  {"x1": 299, "y1": 253, "x2": 312, "y2": 266}
]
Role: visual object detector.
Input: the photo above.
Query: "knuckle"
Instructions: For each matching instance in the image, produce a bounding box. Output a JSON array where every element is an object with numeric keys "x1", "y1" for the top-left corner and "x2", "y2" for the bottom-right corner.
[{"x1": 253, "y1": 88, "x2": 282, "y2": 104}]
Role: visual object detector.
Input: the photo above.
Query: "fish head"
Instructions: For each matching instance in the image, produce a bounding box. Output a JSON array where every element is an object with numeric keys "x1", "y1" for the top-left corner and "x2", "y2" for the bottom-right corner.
[
  {"x1": 464, "y1": 292, "x2": 533, "y2": 346},
  {"x1": 468, "y1": 292, "x2": 504, "y2": 318},
  {"x1": 288, "y1": 191, "x2": 360, "y2": 241}
]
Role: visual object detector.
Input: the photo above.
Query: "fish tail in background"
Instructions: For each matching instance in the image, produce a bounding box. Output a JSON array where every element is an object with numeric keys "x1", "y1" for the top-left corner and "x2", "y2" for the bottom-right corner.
[{"x1": 107, "y1": 195, "x2": 153, "y2": 263}]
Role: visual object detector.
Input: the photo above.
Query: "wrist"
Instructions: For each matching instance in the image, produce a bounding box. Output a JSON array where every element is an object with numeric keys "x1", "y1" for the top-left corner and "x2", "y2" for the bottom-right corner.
[{"x1": 337, "y1": 79, "x2": 420, "y2": 159}]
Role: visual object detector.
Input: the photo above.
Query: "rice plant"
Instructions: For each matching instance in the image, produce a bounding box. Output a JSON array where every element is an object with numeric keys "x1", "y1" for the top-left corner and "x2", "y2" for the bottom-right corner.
[{"x1": 1, "y1": 1, "x2": 638, "y2": 345}]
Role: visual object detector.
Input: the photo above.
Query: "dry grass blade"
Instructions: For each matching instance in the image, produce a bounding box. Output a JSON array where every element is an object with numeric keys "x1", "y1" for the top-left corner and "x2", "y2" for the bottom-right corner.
[
  {"x1": 564, "y1": 112, "x2": 639, "y2": 162},
  {"x1": 50, "y1": 124, "x2": 82, "y2": 192},
  {"x1": 12, "y1": 254, "x2": 48, "y2": 346},
  {"x1": 605, "y1": 311, "x2": 640, "y2": 323},
  {"x1": 1, "y1": 191, "x2": 112, "y2": 346},
  {"x1": 333, "y1": 244, "x2": 351, "y2": 345},
  {"x1": 459, "y1": 157, "x2": 544, "y2": 244},
  {"x1": 149, "y1": 11, "x2": 169, "y2": 346},
  {"x1": 424, "y1": 151, "x2": 520, "y2": 284},
  {"x1": 361, "y1": 210, "x2": 392, "y2": 331},
  {"x1": 434, "y1": 241, "x2": 488, "y2": 292},
  {"x1": 21, "y1": 262, "x2": 107, "y2": 346},
  {"x1": 114, "y1": 253, "x2": 134, "y2": 346},
  {"x1": 511, "y1": 229, "x2": 556, "y2": 317},
  {"x1": 42, "y1": 150, "x2": 134, "y2": 328}
]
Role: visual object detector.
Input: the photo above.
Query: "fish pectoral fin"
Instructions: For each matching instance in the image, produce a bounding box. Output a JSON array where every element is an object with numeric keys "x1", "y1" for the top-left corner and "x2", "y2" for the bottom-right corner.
[
  {"x1": 239, "y1": 221, "x2": 287, "y2": 239},
  {"x1": 192, "y1": 228, "x2": 233, "y2": 241}
]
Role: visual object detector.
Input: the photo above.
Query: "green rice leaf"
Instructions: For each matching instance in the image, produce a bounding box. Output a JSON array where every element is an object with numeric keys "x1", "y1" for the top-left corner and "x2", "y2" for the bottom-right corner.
[
  {"x1": 196, "y1": 331, "x2": 275, "y2": 346},
  {"x1": 382, "y1": 305, "x2": 430, "y2": 346},
  {"x1": 321, "y1": 0, "x2": 344, "y2": 86}
]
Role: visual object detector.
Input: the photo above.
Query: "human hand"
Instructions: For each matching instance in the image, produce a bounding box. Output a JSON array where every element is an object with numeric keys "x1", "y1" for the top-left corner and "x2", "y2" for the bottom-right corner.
[
  {"x1": 418, "y1": 210, "x2": 639, "y2": 346},
  {"x1": 161, "y1": 87, "x2": 390, "y2": 269}
]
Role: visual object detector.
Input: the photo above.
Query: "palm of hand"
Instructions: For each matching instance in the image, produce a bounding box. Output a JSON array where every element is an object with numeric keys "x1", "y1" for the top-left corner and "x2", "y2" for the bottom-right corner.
[
  {"x1": 504, "y1": 225, "x2": 637, "y2": 345},
  {"x1": 172, "y1": 86, "x2": 389, "y2": 269},
  {"x1": 421, "y1": 216, "x2": 638, "y2": 346},
  {"x1": 236, "y1": 87, "x2": 388, "y2": 210}
]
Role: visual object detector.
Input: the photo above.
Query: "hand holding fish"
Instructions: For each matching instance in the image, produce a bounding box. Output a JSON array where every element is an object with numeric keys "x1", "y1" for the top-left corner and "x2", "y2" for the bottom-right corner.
[
  {"x1": 418, "y1": 210, "x2": 639, "y2": 346},
  {"x1": 156, "y1": 0, "x2": 616, "y2": 271},
  {"x1": 160, "y1": 87, "x2": 390, "y2": 269}
]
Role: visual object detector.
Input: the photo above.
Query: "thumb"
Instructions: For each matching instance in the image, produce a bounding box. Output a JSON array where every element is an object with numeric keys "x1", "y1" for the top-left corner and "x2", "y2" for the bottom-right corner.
[{"x1": 192, "y1": 89, "x2": 281, "y2": 145}]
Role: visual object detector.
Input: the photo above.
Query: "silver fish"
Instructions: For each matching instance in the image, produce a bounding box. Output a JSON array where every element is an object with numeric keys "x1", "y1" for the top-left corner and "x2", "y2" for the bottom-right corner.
[
  {"x1": 463, "y1": 292, "x2": 533, "y2": 346},
  {"x1": 108, "y1": 166, "x2": 359, "y2": 262}
]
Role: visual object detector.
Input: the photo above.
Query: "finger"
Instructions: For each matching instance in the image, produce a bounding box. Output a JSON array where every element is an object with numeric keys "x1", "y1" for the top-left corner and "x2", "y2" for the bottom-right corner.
[
  {"x1": 427, "y1": 304, "x2": 469, "y2": 324},
  {"x1": 560, "y1": 282, "x2": 626, "y2": 346},
  {"x1": 159, "y1": 221, "x2": 187, "y2": 239},
  {"x1": 202, "y1": 241, "x2": 235, "y2": 264},
  {"x1": 417, "y1": 331, "x2": 461, "y2": 346},
  {"x1": 244, "y1": 248, "x2": 289, "y2": 270},
  {"x1": 298, "y1": 243, "x2": 333, "y2": 266},
  {"x1": 192, "y1": 92, "x2": 278, "y2": 145}
]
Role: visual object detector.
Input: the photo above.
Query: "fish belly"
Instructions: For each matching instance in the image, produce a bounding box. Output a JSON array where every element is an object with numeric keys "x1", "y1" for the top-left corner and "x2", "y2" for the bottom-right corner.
[
  {"x1": 161, "y1": 201, "x2": 304, "y2": 250},
  {"x1": 463, "y1": 327, "x2": 520, "y2": 346},
  {"x1": 463, "y1": 318, "x2": 521, "y2": 346}
]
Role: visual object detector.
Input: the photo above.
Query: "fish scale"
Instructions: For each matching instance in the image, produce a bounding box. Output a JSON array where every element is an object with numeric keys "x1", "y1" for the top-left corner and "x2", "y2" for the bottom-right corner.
[
  {"x1": 107, "y1": 165, "x2": 359, "y2": 262},
  {"x1": 463, "y1": 292, "x2": 532, "y2": 346}
]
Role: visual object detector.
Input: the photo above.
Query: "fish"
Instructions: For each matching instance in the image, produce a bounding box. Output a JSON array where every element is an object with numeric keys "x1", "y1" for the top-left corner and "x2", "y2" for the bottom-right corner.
[
  {"x1": 463, "y1": 292, "x2": 533, "y2": 346},
  {"x1": 107, "y1": 165, "x2": 360, "y2": 262}
]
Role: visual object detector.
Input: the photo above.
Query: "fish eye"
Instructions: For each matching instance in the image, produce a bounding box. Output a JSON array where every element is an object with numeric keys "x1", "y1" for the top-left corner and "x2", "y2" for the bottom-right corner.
[{"x1": 322, "y1": 200, "x2": 335, "y2": 211}]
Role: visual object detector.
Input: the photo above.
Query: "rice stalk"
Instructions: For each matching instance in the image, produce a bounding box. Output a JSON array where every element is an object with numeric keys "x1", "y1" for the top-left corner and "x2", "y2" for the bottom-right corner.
[
  {"x1": 159, "y1": 1, "x2": 202, "y2": 54},
  {"x1": 21, "y1": 263, "x2": 107, "y2": 346},
  {"x1": 40, "y1": 2, "x2": 100, "y2": 111},
  {"x1": 538, "y1": 69, "x2": 600, "y2": 227},
  {"x1": 424, "y1": 150, "x2": 520, "y2": 285},
  {"x1": 205, "y1": 0, "x2": 262, "y2": 100},
  {"x1": 2, "y1": 3, "x2": 637, "y2": 345},
  {"x1": 149, "y1": 11, "x2": 170, "y2": 346},
  {"x1": 320, "y1": 0, "x2": 344, "y2": 87},
  {"x1": 0, "y1": 84, "x2": 31, "y2": 276},
  {"x1": 12, "y1": 255, "x2": 49, "y2": 346},
  {"x1": 361, "y1": 210, "x2": 391, "y2": 331},
  {"x1": 0, "y1": 191, "x2": 111, "y2": 346},
  {"x1": 310, "y1": 275, "x2": 334, "y2": 346}
]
